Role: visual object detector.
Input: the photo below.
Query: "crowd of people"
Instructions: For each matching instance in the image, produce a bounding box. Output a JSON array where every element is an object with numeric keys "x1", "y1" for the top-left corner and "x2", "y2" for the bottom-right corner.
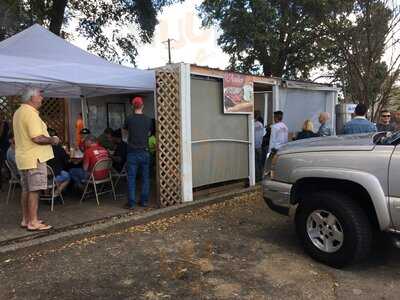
[
  {"x1": 253, "y1": 103, "x2": 400, "y2": 181},
  {"x1": 253, "y1": 110, "x2": 332, "y2": 181},
  {"x1": 1, "y1": 88, "x2": 156, "y2": 231}
]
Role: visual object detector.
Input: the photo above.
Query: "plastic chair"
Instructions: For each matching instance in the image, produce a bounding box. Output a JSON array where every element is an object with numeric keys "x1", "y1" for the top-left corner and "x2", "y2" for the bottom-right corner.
[
  {"x1": 80, "y1": 158, "x2": 116, "y2": 205},
  {"x1": 40, "y1": 165, "x2": 65, "y2": 211},
  {"x1": 5, "y1": 160, "x2": 20, "y2": 204}
]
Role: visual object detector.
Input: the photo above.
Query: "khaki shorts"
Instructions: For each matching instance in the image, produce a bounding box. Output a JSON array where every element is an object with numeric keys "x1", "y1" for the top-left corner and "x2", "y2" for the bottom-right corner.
[{"x1": 19, "y1": 162, "x2": 48, "y2": 192}]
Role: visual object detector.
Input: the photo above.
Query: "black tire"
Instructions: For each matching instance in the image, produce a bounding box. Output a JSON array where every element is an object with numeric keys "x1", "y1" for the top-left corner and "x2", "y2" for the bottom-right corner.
[{"x1": 295, "y1": 191, "x2": 372, "y2": 268}]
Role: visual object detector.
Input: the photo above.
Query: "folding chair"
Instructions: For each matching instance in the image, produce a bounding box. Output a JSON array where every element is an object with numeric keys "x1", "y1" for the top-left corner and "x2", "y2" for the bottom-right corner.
[
  {"x1": 40, "y1": 165, "x2": 65, "y2": 211},
  {"x1": 112, "y1": 162, "x2": 127, "y2": 189},
  {"x1": 5, "y1": 160, "x2": 20, "y2": 204},
  {"x1": 80, "y1": 158, "x2": 117, "y2": 205}
]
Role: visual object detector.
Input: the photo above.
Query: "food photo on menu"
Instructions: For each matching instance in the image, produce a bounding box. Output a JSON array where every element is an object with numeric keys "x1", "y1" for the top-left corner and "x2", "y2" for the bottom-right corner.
[{"x1": 223, "y1": 72, "x2": 254, "y2": 114}]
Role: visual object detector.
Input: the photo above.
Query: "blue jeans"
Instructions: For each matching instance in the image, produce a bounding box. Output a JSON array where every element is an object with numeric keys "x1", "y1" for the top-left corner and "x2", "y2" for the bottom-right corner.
[
  {"x1": 55, "y1": 170, "x2": 71, "y2": 183},
  {"x1": 127, "y1": 150, "x2": 150, "y2": 207},
  {"x1": 69, "y1": 168, "x2": 88, "y2": 185},
  {"x1": 255, "y1": 148, "x2": 264, "y2": 182}
]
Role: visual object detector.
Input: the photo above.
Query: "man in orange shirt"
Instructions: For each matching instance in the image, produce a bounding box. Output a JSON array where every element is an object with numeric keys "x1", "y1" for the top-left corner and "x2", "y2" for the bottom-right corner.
[
  {"x1": 75, "y1": 113, "x2": 84, "y2": 147},
  {"x1": 78, "y1": 127, "x2": 91, "y2": 152},
  {"x1": 69, "y1": 135, "x2": 109, "y2": 189}
]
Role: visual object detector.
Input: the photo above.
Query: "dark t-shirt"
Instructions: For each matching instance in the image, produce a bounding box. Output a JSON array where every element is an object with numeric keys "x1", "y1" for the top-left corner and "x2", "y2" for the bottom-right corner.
[
  {"x1": 123, "y1": 114, "x2": 152, "y2": 151},
  {"x1": 48, "y1": 145, "x2": 69, "y2": 176},
  {"x1": 296, "y1": 130, "x2": 318, "y2": 140},
  {"x1": 377, "y1": 123, "x2": 395, "y2": 132}
]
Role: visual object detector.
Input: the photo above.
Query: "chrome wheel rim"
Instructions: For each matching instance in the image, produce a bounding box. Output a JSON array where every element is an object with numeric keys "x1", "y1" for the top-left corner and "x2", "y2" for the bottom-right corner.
[{"x1": 306, "y1": 210, "x2": 344, "y2": 253}]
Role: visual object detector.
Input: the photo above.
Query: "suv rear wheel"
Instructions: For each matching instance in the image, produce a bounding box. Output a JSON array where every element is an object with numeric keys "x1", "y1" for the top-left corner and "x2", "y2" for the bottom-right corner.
[{"x1": 295, "y1": 191, "x2": 372, "y2": 268}]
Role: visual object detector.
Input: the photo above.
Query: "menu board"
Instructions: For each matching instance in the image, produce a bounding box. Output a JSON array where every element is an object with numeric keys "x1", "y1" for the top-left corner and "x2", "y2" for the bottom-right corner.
[{"x1": 223, "y1": 72, "x2": 254, "y2": 114}]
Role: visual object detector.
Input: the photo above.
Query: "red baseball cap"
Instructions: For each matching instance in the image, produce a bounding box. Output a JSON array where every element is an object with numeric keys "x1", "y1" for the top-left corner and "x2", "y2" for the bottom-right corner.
[{"x1": 132, "y1": 96, "x2": 143, "y2": 108}]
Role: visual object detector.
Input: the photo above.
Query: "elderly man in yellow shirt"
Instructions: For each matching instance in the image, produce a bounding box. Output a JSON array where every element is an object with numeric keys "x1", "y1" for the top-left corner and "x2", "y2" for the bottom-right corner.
[{"x1": 13, "y1": 88, "x2": 60, "y2": 231}]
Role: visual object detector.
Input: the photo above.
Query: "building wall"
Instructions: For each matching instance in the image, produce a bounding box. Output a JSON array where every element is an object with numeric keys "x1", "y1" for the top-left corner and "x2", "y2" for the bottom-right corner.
[
  {"x1": 191, "y1": 76, "x2": 249, "y2": 188},
  {"x1": 278, "y1": 88, "x2": 335, "y2": 136}
]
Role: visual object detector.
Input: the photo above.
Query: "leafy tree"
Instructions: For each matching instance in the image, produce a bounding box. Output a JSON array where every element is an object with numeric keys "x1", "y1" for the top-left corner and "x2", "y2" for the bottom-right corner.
[
  {"x1": 0, "y1": 0, "x2": 29, "y2": 40},
  {"x1": 315, "y1": 0, "x2": 400, "y2": 120},
  {"x1": 387, "y1": 85, "x2": 400, "y2": 111},
  {"x1": 199, "y1": 0, "x2": 333, "y2": 78},
  {"x1": 0, "y1": 0, "x2": 177, "y2": 65},
  {"x1": 199, "y1": 0, "x2": 400, "y2": 119}
]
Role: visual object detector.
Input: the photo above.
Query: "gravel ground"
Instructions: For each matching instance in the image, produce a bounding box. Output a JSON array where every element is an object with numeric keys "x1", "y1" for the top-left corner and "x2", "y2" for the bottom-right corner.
[{"x1": 0, "y1": 190, "x2": 400, "y2": 300}]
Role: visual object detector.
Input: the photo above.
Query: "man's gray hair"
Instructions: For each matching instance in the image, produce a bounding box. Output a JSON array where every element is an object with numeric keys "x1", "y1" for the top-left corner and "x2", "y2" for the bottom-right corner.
[{"x1": 21, "y1": 87, "x2": 40, "y2": 103}]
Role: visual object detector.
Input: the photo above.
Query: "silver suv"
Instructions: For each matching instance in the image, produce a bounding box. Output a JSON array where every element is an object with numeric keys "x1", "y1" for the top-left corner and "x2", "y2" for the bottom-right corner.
[{"x1": 263, "y1": 132, "x2": 400, "y2": 268}]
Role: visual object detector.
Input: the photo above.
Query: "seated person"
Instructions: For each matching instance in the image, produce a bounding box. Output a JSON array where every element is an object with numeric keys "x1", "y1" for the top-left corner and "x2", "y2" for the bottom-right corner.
[
  {"x1": 6, "y1": 132, "x2": 16, "y2": 165},
  {"x1": 111, "y1": 129, "x2": 127, "y2": 172},
  {"x1": 295, "y1": 120, "x2": 318, "y2": 140},
  {"x1": 78, "y1": 128, "x2": 91, "y2": 152},
  {"x1": 47, "y1": 128, "x2": 71, "y2": 196},
  {"x1": 97, "y1": 128, "x2": 114, "y2": 150},
  {"x1": 69, "y1": 135, "x2": 110, "y2": 189},
  {"x1": 5, "y1": 132, "x2": 20, "y2": 178},
  {"x1": 148, "y1": 121, "x2": 156, "y2": 177},
  {"x1": 148, "y1": 119, "x2": 156, "y2": 156}
]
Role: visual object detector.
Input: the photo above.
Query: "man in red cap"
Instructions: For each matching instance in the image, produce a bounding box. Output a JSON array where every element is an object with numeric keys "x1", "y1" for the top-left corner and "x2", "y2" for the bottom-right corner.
[{"x1": 123, "y1": 96, "x2": 153, "y2": 209}]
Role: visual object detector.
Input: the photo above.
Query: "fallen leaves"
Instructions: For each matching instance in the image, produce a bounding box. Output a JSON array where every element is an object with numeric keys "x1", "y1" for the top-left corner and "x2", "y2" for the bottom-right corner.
[
  {"x1": 143, "y1": 291, "x2": 171, "y2": 300},
  {"x1": 2, "y1": 188, "x2": 262, "y2": 267}
]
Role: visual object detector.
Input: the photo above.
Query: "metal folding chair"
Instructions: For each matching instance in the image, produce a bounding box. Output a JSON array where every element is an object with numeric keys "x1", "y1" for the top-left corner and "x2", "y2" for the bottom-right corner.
[
  {"x1": 80, "y1": 158, "x2": 116, "y2": 205},
  {"x1": 112, "y1": 162, "x2": 127, "y2": 189},
  {"x1": 40, "y1": 165, "x2": 65, "y2": 211},
  {"x1": 5, "y1": 160, "x2": 20, "y2": 204}
]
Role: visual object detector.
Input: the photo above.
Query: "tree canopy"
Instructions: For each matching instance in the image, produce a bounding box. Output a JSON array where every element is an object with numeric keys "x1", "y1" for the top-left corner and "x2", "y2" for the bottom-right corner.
[
  {"x1": 199, "y1": 0, "x2": 332, "y2": 78},
  {"x1": 316, "y1": 0, "x2": 400, "y2": 119},
  {"x1": 199, "y1": 0, "x2": 400, "y2": 116},
  {"x1": 0, "y1": 0, "x2": 177, "y2": 65}
]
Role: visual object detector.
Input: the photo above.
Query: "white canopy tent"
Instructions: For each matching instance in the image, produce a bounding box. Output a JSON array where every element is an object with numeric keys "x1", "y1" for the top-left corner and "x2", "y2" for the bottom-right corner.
[{"x1": 0, "y1": 24, "x2": 155, "y2": 98}]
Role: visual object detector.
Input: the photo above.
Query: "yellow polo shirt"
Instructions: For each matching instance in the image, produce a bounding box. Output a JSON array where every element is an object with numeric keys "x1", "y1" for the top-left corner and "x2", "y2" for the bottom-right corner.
[{"x1": 13, "y1": 104, "x2": 54, "y2": 170}]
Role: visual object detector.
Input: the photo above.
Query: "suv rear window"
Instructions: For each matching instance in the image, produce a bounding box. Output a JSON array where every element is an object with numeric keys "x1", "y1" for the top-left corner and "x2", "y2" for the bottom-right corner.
[{"x1": 375, "y1": 131, "x2": 400, "y2": 145}]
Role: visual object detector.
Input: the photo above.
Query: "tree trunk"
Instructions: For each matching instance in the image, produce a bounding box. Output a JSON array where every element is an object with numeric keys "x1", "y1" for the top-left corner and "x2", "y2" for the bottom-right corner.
[
  {"x1": 262, "y1": 61, "x2": 274, "y2": 77},
  {"x1": 49, "y1": 0, "x2": 68, "y2": 36}
]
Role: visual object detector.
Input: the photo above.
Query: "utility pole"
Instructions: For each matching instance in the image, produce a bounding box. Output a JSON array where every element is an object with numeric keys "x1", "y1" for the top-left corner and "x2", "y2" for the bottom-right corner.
[{"x1": 162, "y1": 38, "x2": 175, "y2": 64}]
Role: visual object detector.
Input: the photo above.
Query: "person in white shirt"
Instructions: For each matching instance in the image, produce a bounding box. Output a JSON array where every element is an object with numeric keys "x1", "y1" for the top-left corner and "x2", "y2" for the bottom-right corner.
[
  {"x1": 268, "y1": 111, "x2": 289, "y2": 153},
  {"x1": 254, "y1": 111, "x2": 265, "y2": 181}
]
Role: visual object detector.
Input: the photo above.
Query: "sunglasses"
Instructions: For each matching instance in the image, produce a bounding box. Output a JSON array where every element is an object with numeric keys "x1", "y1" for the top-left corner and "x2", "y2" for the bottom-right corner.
[{"x1": 382, "y1": 115, "x2": 391, "y2": 118}]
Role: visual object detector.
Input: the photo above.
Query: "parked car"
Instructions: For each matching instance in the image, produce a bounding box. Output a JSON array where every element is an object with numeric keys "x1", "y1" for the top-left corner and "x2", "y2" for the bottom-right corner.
[{"x1": 263, "y1": 131, "x2": 400, "y2": 268}]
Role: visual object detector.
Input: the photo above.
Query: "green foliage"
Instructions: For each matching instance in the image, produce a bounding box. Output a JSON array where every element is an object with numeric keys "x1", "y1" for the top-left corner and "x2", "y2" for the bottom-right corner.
[
  {"x1": 387, "y1": 86, "x2": 400, "y2": 111},
  {"x1": 199, "y1": 0, "x2": 400, "y2": 117},
  {"x1": 0, "y1": 0, "x2": 179, "y2": 65},
  {"x1": 0, "y1": 0, "x2": 30, "y2": 40},
  {"x1": 318, "y1": 0, "x2": 400, "y2": 118},
  {"x1": 199, "y1": 0, "x2": 335, "y2": 79}
]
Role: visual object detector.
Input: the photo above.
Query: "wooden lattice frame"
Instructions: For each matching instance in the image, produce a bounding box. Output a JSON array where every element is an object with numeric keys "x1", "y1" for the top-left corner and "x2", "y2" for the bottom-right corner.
[
  {"x1": 0, "y1": 96, "x2": 67, "y2": 142},
  {"x1": 0, "y1": 96, "x2": 19, "y2": 123},
  {"x1": 40, "y1": 98, "x2": 67, "y2": 142},
  {"x1": 156, "y1": 66, "x2": 182, "y2": 207}
]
